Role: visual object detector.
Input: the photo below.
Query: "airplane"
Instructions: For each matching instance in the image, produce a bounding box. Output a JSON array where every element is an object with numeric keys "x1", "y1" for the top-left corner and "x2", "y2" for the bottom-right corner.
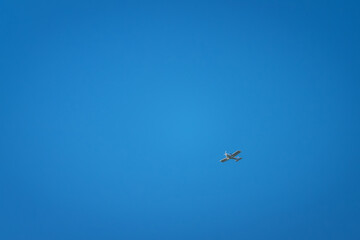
[{"x1": 220, "y1": 150, "x2": 242, "y2": 162}]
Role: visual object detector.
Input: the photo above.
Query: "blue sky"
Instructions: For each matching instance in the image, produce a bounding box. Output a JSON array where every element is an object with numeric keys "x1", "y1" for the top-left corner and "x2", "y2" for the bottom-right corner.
[{"x1": 1, "y1": 1, "x2": 360, "y2": 239}]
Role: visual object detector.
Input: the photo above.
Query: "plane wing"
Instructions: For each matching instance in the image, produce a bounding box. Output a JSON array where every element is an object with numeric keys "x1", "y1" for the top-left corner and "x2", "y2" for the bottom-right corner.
[
  {"x1": 220, "y1": 158, "x2": 229, "y2": 162},
  {"x1": 231, "y1": 150, "x2": 241, "y2": 157}
]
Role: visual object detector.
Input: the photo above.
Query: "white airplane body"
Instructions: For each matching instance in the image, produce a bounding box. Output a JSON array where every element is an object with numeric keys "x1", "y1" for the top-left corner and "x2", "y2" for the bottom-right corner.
[{"x1": 220, "y1": 150, "x2": 242, "y2": 162}]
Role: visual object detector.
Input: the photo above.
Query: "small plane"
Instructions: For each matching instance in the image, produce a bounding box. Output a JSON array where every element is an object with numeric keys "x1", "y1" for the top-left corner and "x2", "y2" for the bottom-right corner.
[{"x1": 220, "y1": 150, "x2": 242, "y2": 162}]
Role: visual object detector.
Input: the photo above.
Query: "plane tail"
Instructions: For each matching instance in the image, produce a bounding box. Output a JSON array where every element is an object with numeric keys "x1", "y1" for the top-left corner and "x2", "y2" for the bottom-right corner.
[{"x1": 235, "y1": 157, "x2": 243, "y2": 162}]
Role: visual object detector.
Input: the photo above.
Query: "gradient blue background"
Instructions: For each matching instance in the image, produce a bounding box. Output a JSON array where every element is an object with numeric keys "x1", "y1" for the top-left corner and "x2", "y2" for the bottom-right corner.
[{"x1": 1, "y1": 1, "x2": 360, "y2": 239}]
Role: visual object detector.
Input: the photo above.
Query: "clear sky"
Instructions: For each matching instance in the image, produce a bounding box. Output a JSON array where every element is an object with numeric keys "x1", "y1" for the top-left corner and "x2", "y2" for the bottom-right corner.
[{"x1": 1, "y1": 1, "x2": 360, "y2": 239}]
